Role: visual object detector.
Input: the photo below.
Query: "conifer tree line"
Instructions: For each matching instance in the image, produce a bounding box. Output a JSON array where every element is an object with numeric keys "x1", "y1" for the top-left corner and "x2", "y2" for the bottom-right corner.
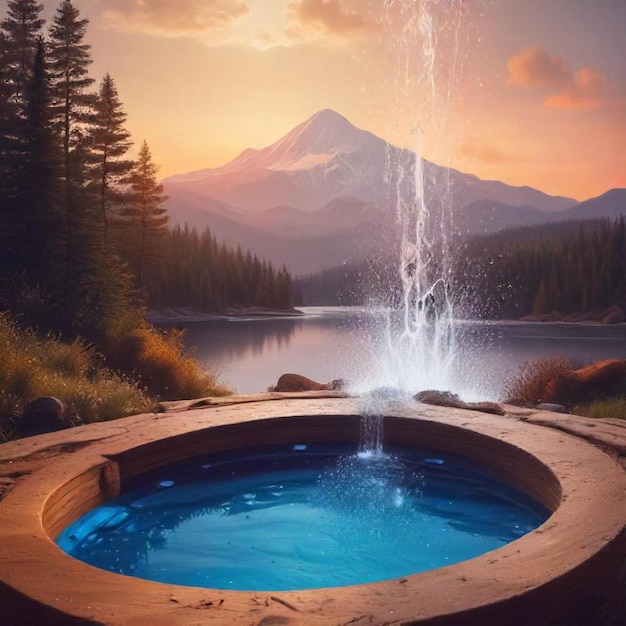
[
  {"x1": 456, "y1": 217, "x2": 626, "y2": 319},
  {"x1": 151, "y1": 226, "x2": 293, "y2": 312},
  {"x1": 296, "y1": 217, "x2": 626, "y2": 319},
  {"x1": 0, "y1": 0, "x2": 294, "y2": 342}
]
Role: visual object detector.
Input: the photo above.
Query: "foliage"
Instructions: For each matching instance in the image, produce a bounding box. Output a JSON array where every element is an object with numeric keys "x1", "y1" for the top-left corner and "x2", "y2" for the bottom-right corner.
[
  {"x1": 86, "y1": 72, "x2": 133, "y2": 247},
  {"x1": 0, "y1": 1, "x2": 301, "y2": 439},
  {"x1": 294, "y1": 255, "x2": 395, "y2": 306},
  {"x1": 0, "y1": 314, "x2": 153, "y2": 442},
  {"x1": 502, "y1": 356, "x2": 586, "y2": 407},
  {"x1": 296, "y1": 218, "x2": 626, "y2": 320},
  {"x1": 105, "y1": 325, "x2": 229, "y2": 401},
  {"x1": 575, "y1": 396, "x2": 626, "y2": 420},
  {"x1": 119, "y1": 140, "x2": 169, "y2": 288},
  {"x1": 454, "y1": 218, "x2": 626, "y2": 319},
  {"x1": 0, "y1": 0, "x2": 45, "y2": 105},
  {"x1": 149, "y1": 225, "x2": 294, "y2": 312}
]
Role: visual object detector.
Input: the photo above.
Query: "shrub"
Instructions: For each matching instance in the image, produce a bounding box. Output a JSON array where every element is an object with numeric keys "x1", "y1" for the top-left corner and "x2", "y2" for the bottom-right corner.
[
  {"x1": 105, "y1": 325, "x2": 229, "y2": 400},
  {"x1": 503, "y1": 355, "x2": 586, "y2": 407}
]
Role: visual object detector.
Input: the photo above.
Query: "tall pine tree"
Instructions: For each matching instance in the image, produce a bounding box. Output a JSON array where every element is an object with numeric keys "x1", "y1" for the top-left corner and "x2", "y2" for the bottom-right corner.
[
  {"x1": 87, "y1": 73, "x2": 133, "y2": 248},
  {"x1": 18, "y1": 37, "x2": 62, "y2": 285},
  {"x1": 0, "y1": 0, "x2": 45, "y2": 105},
  {"x1": 47, "y1": 0, "x2": 95, "y2": 326},
  {"x1": 0, "y1": 1, "x2": 46, "y2": 258},
  {"x1": 122, "y1": 141, "x2": 169, "y2": 289}
]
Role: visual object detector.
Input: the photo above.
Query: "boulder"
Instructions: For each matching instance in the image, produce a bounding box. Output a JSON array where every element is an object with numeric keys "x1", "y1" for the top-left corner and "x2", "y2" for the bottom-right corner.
[
  {"x1": 541, "y1": 358, "x2": 626, "y2": 407},
  {"x1": 273, "y1": 373, "x2": 343, "y2": 393},
  {"x1": 414, "y1": 390, "x2": 505, "y2": 415},
  {"x1": 15, "y1": 397, "x2": 66, "y2": 438},
  {"x1": 535, "y1": 403, "x2": 569, "y2": 414}
]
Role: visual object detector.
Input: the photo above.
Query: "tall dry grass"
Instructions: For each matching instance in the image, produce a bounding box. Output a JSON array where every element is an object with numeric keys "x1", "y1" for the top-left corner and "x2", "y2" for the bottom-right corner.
[
  {"x1": 503, "y1": 355, "x2": 585, "y2": 407},
  {"x1": 0, "y1": 314, "x2": 153, "y2": 442},
  {"x1": 105, "y1": 325, "x2": 229, "y2": 401}
]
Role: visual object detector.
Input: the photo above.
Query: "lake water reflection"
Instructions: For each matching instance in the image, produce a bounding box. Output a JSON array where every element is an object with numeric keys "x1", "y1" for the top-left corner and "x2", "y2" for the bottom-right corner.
[{"x1": 178, "y1": 307, "x2": 626, "y2": 400}]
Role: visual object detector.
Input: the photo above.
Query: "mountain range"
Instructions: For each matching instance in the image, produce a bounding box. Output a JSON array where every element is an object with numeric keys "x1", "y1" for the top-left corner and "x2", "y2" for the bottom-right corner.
[{"x1": 163, "y1": 109, "x2": 625, "y2": 274}]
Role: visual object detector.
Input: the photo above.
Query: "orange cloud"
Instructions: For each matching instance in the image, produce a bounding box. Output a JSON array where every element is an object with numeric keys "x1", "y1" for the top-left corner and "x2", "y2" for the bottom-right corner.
[
  {"x1": 100, "y1": 0, "x2": 249, "y2": 35},
  {"x1": 287, "y1": 0, "x2": 372, "y2": 38},
  {"x1": 544, "y1": 67, "x2": 607, "y2": 110},
  {"x1": 457, "y1": 137, "x2": 517, "y2": 164},
  {"x1": 507, "y1": 45, "x2": 570, "y2": 88},
  {"x1": 507, "y1": 45, "x2": 610, "y2": 110}
]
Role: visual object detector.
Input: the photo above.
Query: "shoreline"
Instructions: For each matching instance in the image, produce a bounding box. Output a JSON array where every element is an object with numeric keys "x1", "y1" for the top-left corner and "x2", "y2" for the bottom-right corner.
[
  {"x1": 147, "y1": 304, "x2": 626, "y2": 327},
  {"x1": 148, "y1": 306, "x2": 305, "y2": 325}
]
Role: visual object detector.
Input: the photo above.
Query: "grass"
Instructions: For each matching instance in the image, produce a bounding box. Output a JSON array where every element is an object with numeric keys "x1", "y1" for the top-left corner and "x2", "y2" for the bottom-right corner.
[
  {"x1": 105, "y1": 325, "x2": 230, "y2": 401},
  {"x1": 575, "y1": 397, "x2": 626, "y2": 420},
  {"x1": 0, "y1": 313, "x2": 229, "y2": 443}
]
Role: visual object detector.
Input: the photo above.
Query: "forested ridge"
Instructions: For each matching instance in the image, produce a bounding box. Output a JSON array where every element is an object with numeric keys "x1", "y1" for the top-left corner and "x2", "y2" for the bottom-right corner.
[
  {"x1": 296, "y1": 217, "x2": 626, "y2": 320},
  {"x1": 152, "y1": 226, "x2": 293, "y2": 312},
  {"x1": 457, "y1": 217, "x2": 626, "y2": 318},
  {"x1": 0, "y1": 0, "x2": 294, "y2": 344}
]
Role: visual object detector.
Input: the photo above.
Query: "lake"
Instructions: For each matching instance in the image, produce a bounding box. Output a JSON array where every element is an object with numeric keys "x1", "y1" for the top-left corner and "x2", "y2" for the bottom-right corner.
[{"x1": 178, "y1": 306, "x2": 626, "y2": 401}]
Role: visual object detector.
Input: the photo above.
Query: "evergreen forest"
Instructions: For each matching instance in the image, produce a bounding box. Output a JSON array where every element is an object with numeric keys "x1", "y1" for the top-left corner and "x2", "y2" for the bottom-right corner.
[
  {"x1": 0, "y1": 0, "x2": 294, "y2": 345},
  {"x1": 0, "y1": 0, "x2": 295, "y2": 435},
  {"x1": 296, "y1": 217, "x2": 626, "y2": 320}
]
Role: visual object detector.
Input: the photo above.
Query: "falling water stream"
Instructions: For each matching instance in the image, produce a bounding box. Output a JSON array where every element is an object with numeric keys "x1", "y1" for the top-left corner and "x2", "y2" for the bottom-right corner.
[{"x1": 350, "y1": 1, "x2": 473, "y2": 402}]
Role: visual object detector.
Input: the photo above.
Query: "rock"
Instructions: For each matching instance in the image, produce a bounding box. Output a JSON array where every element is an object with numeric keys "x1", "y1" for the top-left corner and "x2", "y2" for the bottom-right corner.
[
  {"x1": 541, "y1": 358, "x2": 626, "y2": 407},
  {"x1": 414, "y1": 390, "x2": 505, "y2": 415},
  {"x1": 15, "y1": 397, "x2": 66, "y2": 438},
  {"x1": 273, "y1": 373, "x2": 335, "y2": 392},
  {"x1": 536, "y1": 403, "x2": 569, "y2": 414}
]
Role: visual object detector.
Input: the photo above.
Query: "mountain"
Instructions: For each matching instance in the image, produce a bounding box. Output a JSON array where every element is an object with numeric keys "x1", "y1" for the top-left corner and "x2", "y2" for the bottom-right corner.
[
  {"x1": 165, "y1": 109, "x2": 401, "y2": 212},
  {"x1": 164, "y1": 109, "x2": 575, "y2": 214},
  {"x1": 162, "y1": 109, "x2": 623, "y2": 274},
  {"x1": 562, "y1": 188, "x2": 626, "y2": 221}
]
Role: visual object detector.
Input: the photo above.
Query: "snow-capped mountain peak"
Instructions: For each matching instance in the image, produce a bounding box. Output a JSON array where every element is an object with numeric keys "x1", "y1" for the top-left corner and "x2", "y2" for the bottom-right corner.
[{"x1": 164, "y1": 109, "x2": 576, "y2": 214}]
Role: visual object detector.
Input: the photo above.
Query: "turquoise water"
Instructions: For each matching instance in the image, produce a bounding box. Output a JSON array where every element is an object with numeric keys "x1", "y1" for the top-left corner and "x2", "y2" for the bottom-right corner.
[{"x1": 56, "y1": 444, "x2": 549, "y2": 591}]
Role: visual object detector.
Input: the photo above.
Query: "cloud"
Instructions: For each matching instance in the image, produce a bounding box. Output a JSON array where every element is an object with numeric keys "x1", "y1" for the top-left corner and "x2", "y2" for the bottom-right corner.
[
  {"x1": 507, "y1": 46, "x2": 570, "y2": 88},
  {"x1": 507, "y1": 45, "x2": 610, "y2": 110},
  {"x1": 287, "y1": 0, "x2": 373, "y2": 40},
  {"x1": 544, "y1": 67, "x2": 608, "y2": 110},
  {"x1": 96, "y1": 0, "x2": 369, "y2": 49},
  {"x1": 457, "y1": 137, "x2": 517, "y2": 164},
  {"x1": 100, "y1": 0, "x2": 249, "y2": 35}
]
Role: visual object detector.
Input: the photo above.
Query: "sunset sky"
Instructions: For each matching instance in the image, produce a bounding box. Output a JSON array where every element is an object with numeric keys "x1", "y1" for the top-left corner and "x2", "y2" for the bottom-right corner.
[{"x1": 37, "y1": 0, "x2": 626, "y2": 201}]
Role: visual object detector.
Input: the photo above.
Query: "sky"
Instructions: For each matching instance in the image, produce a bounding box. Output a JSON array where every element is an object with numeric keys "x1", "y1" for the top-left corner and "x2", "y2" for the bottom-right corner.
[{"x1": 31, "y1": 0, "x2": 626, "y2": 201}]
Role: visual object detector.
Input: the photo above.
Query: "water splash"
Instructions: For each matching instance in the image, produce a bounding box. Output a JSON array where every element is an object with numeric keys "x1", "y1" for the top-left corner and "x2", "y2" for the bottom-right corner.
[
  {"x1": 352, "y1": 0, "x2": 473, "y2": 399},
  {"x1": 357, "y1": 386, "x2": 413, "y2": 454}
]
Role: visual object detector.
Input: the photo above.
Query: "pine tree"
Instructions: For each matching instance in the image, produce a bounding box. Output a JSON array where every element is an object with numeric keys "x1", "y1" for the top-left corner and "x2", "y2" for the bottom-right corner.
[
  {"x1": 87, "y1": 73, "x2": 133, "y2": 247},
  {"x1": 18, "y1": 37, "x2": 62, "y2": 284},
  {"x1": 0, "y1": 0, "x2": 45, "y2": 104},
  {"x1": 122, "y1": 141, "x2": 169, "y2": 288},
  {"x1": 47, "y1": 0, "x2": 95, "y2": 323},
  {"x1": 0, "y1": 1, "x2": 45, "y2": 241}
]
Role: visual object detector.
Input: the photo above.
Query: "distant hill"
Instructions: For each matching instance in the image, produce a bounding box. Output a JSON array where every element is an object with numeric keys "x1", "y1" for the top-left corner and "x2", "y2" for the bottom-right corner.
[
  {"x1": 160, "y1": 109, "x2": 626, "y2": 274},
  {"x1": 562, "y1": 188, "x2": 626, "y2": 221}
]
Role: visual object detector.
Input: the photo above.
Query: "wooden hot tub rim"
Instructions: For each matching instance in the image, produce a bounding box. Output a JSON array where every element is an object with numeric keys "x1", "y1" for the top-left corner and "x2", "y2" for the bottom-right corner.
[{"x1": 0, "y1": 398, "x2": 624, "y2": 625}]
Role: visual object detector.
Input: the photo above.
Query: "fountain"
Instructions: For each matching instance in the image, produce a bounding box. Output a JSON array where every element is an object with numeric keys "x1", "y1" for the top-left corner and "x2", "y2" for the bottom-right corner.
[
  {"x1": 1, "y1": 399, "x2": 626, "y2": 625},
  {"x1": 349, "y1": 0, "x2": 477, "y2": 399}
]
